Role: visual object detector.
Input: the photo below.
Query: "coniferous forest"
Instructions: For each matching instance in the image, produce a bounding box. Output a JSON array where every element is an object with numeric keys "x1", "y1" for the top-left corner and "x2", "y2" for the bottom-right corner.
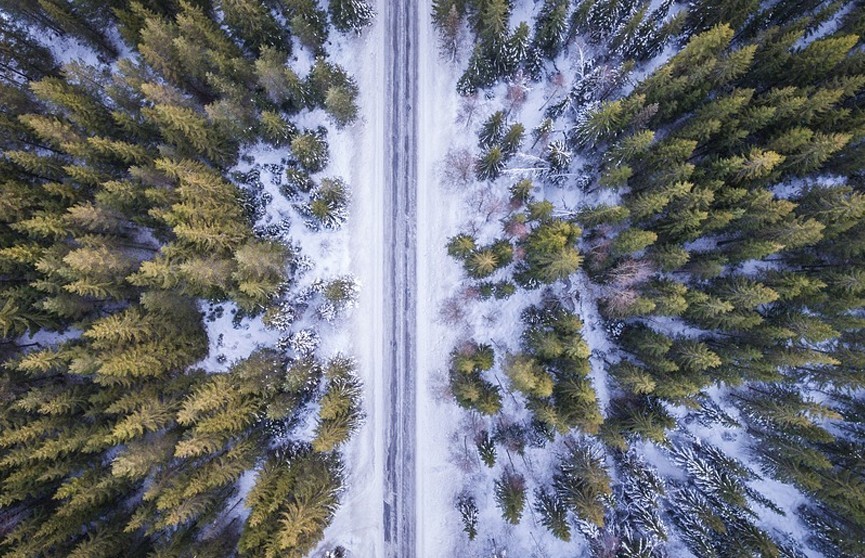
[
  {"x1": 435, "y1": 0, "x2": 865, "y2": 556},
  {"x1": 0, "y1": 0, "x2": 372, "y2": 556},
  {"x1": 2, "y1": 0, "x2": 865, "y2": 557}
]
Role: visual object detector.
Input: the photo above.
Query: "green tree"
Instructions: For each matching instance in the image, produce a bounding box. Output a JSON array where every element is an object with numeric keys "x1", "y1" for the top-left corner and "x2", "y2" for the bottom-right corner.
[
  {"x1": 221, "y1": 0, "x2": 287, "y2": 51},
  {"x1": 284, "y1": 0, "x2": 329, "y2": 53},
  {"x1": 328, "y1": 0, "x2": 374, "y2": 33},
  {"x1": 291, "y1": 130, "x2": 330, "y2": 172},
  {"x1": 534, "y1": 488, "x2": 570, "y2": 541},
  {"x1": 495, "y1": 468, "x2": 526, "y2": 524},
  {"x1": 516, "y1": 219, "x2": 582, "y2": 287}
]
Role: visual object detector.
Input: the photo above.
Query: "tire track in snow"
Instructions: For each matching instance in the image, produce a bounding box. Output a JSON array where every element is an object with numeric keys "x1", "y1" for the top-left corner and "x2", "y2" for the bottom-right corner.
[{"x1": 382, "y1": 0, "x2": 418, "y2": 557}]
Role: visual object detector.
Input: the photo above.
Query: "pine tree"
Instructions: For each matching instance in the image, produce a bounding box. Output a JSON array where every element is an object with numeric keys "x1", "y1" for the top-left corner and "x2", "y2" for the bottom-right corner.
[
  {"x1": 240, "y1": 451, "x2": 343, "y2": 558},
  {"x1": 434, "y1": 1, "x2": 464, "y2": 58},
  {"x1": 284, "y1": 0, "x2": 330, "y2": 53},
  {"x1": 611, "y1": 228, "x2": 658, "y2": 256},
  {"x1": 506, "y1": 354, "x2": 553, "y2": 398},
  {"x1": 552, "y1": 440, "x2": 611, "y2": 526},
  {"x1": 457, "y1": 44, "x2": 495, "y2": 95},
  {"x1": 478, "y1": 110, "x2": 506, "y2": 148},
  {"x1": 313, "y1": 371, "x2": 363, "y2": 452},
  {"x1": 329, "y1": 0, "x2": 375, "y2": 33},
  {"x1": 534, "y1": 487, "x2": 571, "y2": 541},
  {"x1": 291, "y1": 130, "x2": 330, "y2": 172},
  {"x1": 475, "y1": 144, "x2": 504, "y2": 180},
  {"x1": 456, "y1": 494, "x2": 479, "y2": 540},
  {"x1": 475, "y1": 430, "x2": 496, "y2": 467},
  {"x1": 685, "y1": 0, "x2": 758, "y2": 37},
  {"x1": 494, "y1": 468, "x2": 526, "y2": 524},
  {"x1": 447, "y1": 233, "x2": 477, "y2": 258},
  {"x1": 255, "y1": 47, "x2": 307, "y2": 109},
  {"x1": 0, "y1": 19, "x2": 59, "y2": 82},
  {"x1": 516, "y1": 218, "x2": 582, "y2": 287},
  {"x1": 324, "y1": 84, "x2": 359, "y2": 127},
  {"x1": 532, "y1": 0, "x2": 569, "y2": 59},
  {"x1": 221, "y1": 0, "x2": 287, "y2": 51}
]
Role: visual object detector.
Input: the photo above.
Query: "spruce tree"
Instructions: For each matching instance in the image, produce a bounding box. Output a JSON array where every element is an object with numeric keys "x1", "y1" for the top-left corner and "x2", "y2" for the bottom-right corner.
[{"x1": 329, "y1": 0, "x2": 375, "y2": 33}]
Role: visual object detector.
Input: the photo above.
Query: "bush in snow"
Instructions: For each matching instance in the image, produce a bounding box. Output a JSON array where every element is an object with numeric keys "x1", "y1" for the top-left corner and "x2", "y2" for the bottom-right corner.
[
  {"x1": 292, "y1": 252, "x2": 315, "y2": 277},
  {"x1": 254, "y1": 218, "x2": 292, "y2": 241}
]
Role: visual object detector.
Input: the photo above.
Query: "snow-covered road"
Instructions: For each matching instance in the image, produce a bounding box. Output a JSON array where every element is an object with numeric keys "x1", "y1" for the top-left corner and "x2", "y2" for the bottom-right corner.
[{"x1": 382, "y1": 0, "x2": 418, "y2": 557}]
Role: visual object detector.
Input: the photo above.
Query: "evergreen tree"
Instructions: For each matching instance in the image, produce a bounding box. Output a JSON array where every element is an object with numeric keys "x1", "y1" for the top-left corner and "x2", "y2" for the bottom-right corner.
[
  {"x1": 494, "y1": 468, "x2": 526, "y2": 524},
  {"x1": 515, "y1": 218, "x2": 582, "y2": 287},
  {"x1": 534, "y1": 487, "x2": 571, "y2": 541},
  {"x1": 291, "y1": 129, "x2": 330, "y2": 172},
  {"x1": 221, "y1": 0, "x2": 287, "y2": 51},
  {"x1": 284, "y1": 0, "x2": 329, "y2": 53},
  {"x1": 533, "y1": 0, "x2": 569, "y2": 58},
  {"x1": 329, "y1": 0, "x2": 375, "y2": 33},
  {"x1": 456, "y1": 494, "x2": 479, "y2": 540}
]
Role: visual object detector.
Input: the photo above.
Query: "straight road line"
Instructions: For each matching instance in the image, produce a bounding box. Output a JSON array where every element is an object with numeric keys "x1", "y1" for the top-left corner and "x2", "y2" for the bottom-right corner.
[{"x1": 383, "y1": 0, "x2": 418, "y2": 557}]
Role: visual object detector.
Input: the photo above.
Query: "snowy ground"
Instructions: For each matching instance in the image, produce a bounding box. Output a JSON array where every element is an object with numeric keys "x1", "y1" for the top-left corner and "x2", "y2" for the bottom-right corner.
[{"x1": 313, "y1": 8, "x2": 387, "y2": 556}]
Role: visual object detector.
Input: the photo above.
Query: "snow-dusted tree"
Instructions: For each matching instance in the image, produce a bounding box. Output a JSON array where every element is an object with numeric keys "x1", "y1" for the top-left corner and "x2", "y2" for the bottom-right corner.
[
  {"x1": 476, "y1": 430, "x2": 497, "y2": 467},
  {"x1": 288, "y1": 328, "x2": 320, "y2": 356},
  {"x1": 317, "y1": 275, "x2": 360, "y2": 321},
  {"x1": 534, "y1": 487, "x2": 571, "y2": 541},
  {"x1": 313, "y1": 360, "x2": 363, "y2": 452},
  {"x1": 545, "y1": 139, "x2": 572, "y2": 173},
  {"x1": 553, "y1": 439, "x2": 612, "y2": 527},
  {"x1": 300, "y1": 177, "x2": 350, "y2": 230},
  {"x1": 456, "y1": 494, "x2": 479, "y2": 540},
  {"x1": 478, "y1": 110, "x2": 507, "y2": 148},
  {"x1": 457, "y1": 44, "x2": 495, "y2": 95},
  {"x1": 285, "y1": 0, "x2": 330, "y2": 52},
  {"x1": 329, "y1": 0, "x2": 374, "y2": 33},
  {"x1": 292, "y1": 129, "x2": 330, "y2": 172},
  {"x1": 475, "y1": 145, "x2": 505, "y2": 181},
  {"x1": 532, "y1": 0, "x2": 569, "y2": 59}
]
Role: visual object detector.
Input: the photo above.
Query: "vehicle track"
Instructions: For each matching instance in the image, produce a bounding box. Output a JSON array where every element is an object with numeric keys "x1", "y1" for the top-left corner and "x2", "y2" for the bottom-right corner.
[{"x1": 382, "y1": 0, "x2": 418, "y2": 556}]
